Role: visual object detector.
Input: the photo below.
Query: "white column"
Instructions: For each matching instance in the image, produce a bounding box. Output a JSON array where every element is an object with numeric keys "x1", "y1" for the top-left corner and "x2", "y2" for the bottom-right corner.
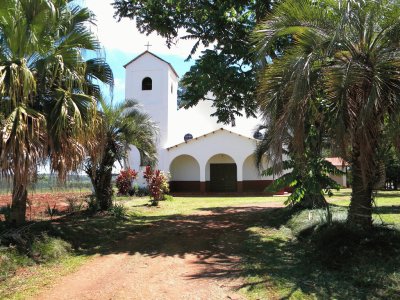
[{"x1": 199, "y1": 159, "x2": 207, "y2": 182}]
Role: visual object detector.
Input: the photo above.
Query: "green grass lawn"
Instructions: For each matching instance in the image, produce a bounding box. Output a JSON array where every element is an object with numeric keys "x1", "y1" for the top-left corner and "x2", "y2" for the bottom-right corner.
[
  {"x1": 1, "y1": 190, "x2": 400, "y2": 299},
  {"x1": 119, "y1": 195, "x2": 284, "y2": 221}
]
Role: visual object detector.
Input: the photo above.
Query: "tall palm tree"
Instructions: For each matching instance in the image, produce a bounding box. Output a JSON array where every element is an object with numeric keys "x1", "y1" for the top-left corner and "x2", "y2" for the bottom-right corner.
[
  {"x1": 85, "y1": 99, "x2": 157, "y2": 211},
  {"x1": 254, "y1": 0, "x2": 400, "y2": 229},
  {"x1": 0, "y1": 0, "x2": 113, "y2": 225}
]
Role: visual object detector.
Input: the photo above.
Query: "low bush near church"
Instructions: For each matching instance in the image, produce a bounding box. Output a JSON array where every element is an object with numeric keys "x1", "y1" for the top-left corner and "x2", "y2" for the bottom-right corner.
[
  {"x1": 143, "y1": 166, "x2": 170, "y2": 206},
  {"x1": 116, "y1": 169, "x2": 138, "y2": 195}
]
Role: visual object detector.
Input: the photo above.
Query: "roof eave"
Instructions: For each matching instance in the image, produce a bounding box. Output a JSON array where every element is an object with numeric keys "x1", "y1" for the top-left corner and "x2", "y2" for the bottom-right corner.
[
  {"x1": 123, "y1": 50, "x2": 179, "y2": 78},
  {"x1": 166, "y1": 128, "x2": 255, "y2": 151}
]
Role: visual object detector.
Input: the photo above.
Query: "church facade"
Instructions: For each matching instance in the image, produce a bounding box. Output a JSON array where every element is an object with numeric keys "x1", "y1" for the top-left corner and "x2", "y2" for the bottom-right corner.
[{"x1": 125, "y1": 51, "x2": 275, "y2": 193}]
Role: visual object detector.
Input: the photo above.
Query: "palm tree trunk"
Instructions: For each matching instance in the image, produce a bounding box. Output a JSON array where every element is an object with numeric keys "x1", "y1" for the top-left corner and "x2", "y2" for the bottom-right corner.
[
  {"x1": 347, "y1": 145, "x2": 373, "y2": 229},
  {"x1": 94, "y1": 164, "x2": 113, "y2": 211},
  {"x1": 87, "y1": 165, "x2": 113, "y2": 211},
  {"x1": 10, "y1": 173, "x2": 28, "y2": 226},
  {"x1": 87, "y1": 138, "x2": 116, "y2": 211}
]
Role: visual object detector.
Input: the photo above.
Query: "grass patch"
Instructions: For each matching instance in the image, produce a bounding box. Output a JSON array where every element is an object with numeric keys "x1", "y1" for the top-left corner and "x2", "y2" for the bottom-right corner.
[
  {"x1": 0, "y1": 254, "x2": 88, "y2": 300},
  {"x1": 241, "y1": 190, "x2": 400, "y2": 299},
  {"x1": 0, "y1": 248, "x2": 33, "y2": 282},
  {"x1": 117, "y1": 195, "x2": 285, "y2": 222},
  {"x1": 0, "y1": 229, "x2": 74, "y2": 279},
  {"x1": 31, "y1": 234, "x2": 72, "y2": 263}
]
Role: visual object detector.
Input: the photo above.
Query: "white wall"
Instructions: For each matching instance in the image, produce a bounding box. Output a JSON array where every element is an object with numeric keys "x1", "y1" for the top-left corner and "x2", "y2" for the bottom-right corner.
[
  {"x1": 167, "y1": 129, "x2": 275, "y2": 182},
  {"x1": 168, "y1": 99, "x2": 261, "y2": 147},
  {"x1": 125, "y1": 52, "x2": 180, "y2": 173},
  {"x1": 125, "y1": 53, "x2": 178, "y2": 150},
  {"x1": 126, "y1": 146, "x2": 141, "y2": 171},
  {"x1": 243, "y1": 155, "x2": 268, "y2": 181},
  {"x1": 169, "y1": 155, "x2": 200, "y2": 181}
]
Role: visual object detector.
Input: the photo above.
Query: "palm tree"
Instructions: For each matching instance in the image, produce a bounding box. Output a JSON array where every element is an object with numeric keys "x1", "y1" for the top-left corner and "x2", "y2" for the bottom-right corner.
[
  {"x1": 254, "y1": 0, "x2": 400, "y2": 229},
  {"x1": 85, "y1": 99, "x2": 157, "y2": 211},
  {"x1": 0, "y1": 0, "x2": 113, "y2": 225}
]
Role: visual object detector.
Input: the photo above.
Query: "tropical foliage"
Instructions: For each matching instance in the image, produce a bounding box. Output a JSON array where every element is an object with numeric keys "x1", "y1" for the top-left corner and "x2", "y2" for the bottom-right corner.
[
  {"x1": 143, "y1": 166, "x2": 170, "y2": 206},
  {"x1": 85, "y1": 100, "x2": 157, "y2": 210},
  {"x1": 259, "y1": 138, "x2": 342, "y2": 212},
  {"x1": 116, "y1": 168, "x2": 138, "y2": 195},
  {"x1": 0, "y1": 0, "x2": 113, "y2": 225},
  {"x1": 254, "y1": 0, "x2": 400, "y2": 229}
]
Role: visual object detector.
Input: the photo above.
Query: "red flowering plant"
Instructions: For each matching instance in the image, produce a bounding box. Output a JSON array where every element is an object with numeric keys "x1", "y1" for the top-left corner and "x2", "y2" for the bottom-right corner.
[
  {"x1": 143, "y1": 166, "x2": 170, "y2": 206},
  {"x1": 115, "y1": 169, "x2": 138, "y2": 196}
]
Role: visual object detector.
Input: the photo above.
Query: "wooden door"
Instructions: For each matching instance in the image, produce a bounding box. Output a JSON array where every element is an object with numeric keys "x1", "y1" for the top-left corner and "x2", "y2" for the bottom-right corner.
[{"x1": 210, "y1": 164, "x2": 237, "y2": 192}]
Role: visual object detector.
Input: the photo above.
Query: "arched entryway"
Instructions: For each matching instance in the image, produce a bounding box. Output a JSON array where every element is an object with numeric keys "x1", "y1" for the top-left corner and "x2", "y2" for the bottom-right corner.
[
  {"x1": 242, "y1": 154, "x2": 272, "y2": 192},
  {"x1": 169, "y1": 155, "x2": 200, "y2": 192},
  {"x1": 206, "y1": 154, "x2": 237, "y2": 192}
]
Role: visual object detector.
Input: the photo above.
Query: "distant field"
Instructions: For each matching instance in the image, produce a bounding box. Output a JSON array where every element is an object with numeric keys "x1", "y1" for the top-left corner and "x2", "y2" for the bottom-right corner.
[{"x1": 0, "y1": 175, "x2": 92, "y2": 195}]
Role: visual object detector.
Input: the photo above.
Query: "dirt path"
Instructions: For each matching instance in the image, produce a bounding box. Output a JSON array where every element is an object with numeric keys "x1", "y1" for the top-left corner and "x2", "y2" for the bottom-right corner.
[{"x1": 32, "y1": 202, "x2": 283, "y2": 300}]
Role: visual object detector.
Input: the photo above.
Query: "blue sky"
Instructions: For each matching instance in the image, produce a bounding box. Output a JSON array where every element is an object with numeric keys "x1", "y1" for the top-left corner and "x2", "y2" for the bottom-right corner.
[{"x1": 82, "y1": 0, "x2": 203, "y2": 103}]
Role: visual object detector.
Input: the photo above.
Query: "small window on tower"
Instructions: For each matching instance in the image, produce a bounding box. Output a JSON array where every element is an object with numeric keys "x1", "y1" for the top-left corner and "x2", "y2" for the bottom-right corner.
[
  {"x1": 142, "y1": 77, "x2": 152, "y2": 90},
  {"x1": 171, "y1": 84, "x2": 173, "y2": 94}
]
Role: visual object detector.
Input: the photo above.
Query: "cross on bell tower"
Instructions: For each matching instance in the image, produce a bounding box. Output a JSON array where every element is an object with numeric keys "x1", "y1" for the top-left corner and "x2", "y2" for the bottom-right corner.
[{"x1": 145, "y1": 42, "x2": 152, "y2": 51}]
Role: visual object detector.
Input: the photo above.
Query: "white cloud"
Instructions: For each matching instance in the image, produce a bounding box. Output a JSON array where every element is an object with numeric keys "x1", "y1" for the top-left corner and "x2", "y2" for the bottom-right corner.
[{"x1": 83, "y1": 0, "x2": 204, "y2": 58}]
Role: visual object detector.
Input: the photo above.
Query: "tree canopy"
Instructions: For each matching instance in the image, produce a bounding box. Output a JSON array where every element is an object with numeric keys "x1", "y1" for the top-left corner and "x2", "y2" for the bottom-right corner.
[{"x1": 112, "y1": 0, "x2": 277, "y2": 124}]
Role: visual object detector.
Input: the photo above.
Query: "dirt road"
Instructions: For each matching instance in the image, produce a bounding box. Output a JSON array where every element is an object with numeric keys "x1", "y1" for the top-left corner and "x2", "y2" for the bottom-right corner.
[{"x1": 32, "y1": 203, "x2": 282, "y2": 300}]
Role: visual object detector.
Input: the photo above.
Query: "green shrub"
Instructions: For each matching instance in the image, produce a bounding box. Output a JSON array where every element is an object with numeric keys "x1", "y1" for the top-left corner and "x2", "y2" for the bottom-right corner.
[
  {"x1": 163, "y1": 194, "x2": 174, "y2": 202},
  {"x1": 136, "y1": 186, "x2": 149, "y2": 197},
  {"x1": 309, "y1": 223, "x2": 400, "y2": 266},
  {"x1": 286, "y1": 208, "x2": 329, "y2": 237},
  {"x1": 128, "y1": 183, "x2": 139, "y2": 196},
  {"x1": 0, "y1": 247, "x2": 33, "y2": 280},
  {"x1": 108, "y1": 203, "x2": 128, "y2": 220},
  {"x1": 85, "y1": 194, "x2": 99, "y2": 213},
  {"x1": 45, "y1": 203, "x2": 59, "y2": 220},
  {"x1": 30, "y1": 234, "x2": 72, "y2": 263}
]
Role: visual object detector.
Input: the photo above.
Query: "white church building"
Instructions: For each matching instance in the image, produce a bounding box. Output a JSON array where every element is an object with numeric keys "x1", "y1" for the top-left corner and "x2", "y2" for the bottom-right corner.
[{"x1": 125, "y1": 51, "x2": 275, "y2": 193}]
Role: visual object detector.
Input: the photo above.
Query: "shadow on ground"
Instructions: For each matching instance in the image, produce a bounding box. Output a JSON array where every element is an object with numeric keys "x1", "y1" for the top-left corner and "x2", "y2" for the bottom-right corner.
[{"x1": 5, "y1": 203, "x2": 400, "y2": 300}]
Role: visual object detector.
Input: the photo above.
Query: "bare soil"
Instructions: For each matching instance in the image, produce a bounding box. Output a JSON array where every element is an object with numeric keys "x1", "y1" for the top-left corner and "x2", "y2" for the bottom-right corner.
[
  {"x1": 0, "y1": 192, "x2": 89, "y2": 221},
  {"x1": 31, "y1": 202, "x2": 283, "y2": 300}
]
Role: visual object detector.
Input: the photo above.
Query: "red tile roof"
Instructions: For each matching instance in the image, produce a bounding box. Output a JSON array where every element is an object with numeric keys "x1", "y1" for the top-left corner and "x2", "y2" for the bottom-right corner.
[{"x1": 325, "y1": 157, "x2": 349, "y2": 167}]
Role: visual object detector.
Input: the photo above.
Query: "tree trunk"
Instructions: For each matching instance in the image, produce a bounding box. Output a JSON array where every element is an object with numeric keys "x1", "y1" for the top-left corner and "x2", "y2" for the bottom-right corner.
[
  {"x1": 10, "y1": 174, "x2": 28, "y2": 226},
  {"x1": 87, "y1": 163, "x2": 113, "y2": 211},
  {"x1": 87, "y1": 137, "x2": 116, "y2": 211},
  {"x1": 347, "y1": 148, "x2": 373, "y2": 229},
  {"x1": 94, "y1": 164, "x2": 113, "y2": 211}
]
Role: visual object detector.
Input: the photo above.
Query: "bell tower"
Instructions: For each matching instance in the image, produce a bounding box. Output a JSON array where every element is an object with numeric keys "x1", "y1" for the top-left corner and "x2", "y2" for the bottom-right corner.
[{"x1": 124, "y1": 51, "x2": 179, "y2": 170}]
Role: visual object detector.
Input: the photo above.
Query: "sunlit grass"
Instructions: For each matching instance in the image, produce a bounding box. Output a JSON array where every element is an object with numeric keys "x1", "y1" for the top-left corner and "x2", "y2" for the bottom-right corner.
[
  {"x1": 116, "y1": 195, "x2": 286, "y2": 222},
  {"x1": 327, "y1": 189, "x2": 400, "y2": 225}
]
